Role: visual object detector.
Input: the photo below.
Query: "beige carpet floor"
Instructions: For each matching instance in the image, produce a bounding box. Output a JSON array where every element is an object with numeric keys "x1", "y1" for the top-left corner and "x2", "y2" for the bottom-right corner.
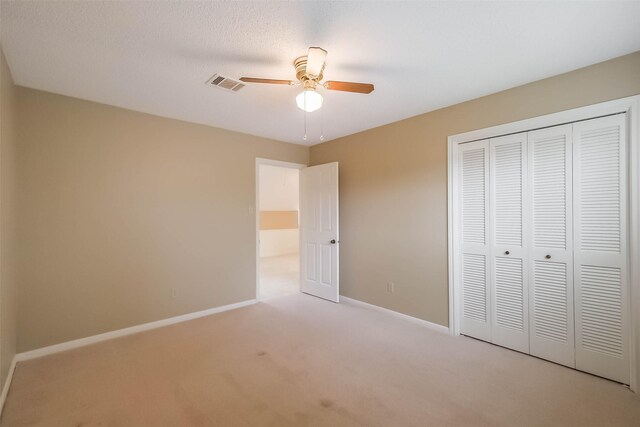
[
  {"x1": 259, "y1": 254, "x2": 299, "y2": 300},
  {"x1": 2, "y1": 294, "x2": 639, "y2": 426}
]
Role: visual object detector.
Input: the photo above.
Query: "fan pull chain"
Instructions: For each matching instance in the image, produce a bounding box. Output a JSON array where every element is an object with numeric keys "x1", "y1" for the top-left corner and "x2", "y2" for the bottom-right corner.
[
  {"x1": 303, "y1": 95, "x2": 307, "y2": 141},
  {"x1": 320, "y1": 100, "x2": 324, "y2": 141}
]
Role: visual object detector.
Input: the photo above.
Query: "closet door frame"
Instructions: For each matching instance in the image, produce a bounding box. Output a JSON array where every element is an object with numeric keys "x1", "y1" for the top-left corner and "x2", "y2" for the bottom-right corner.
[{"x1": 448, "y1": 95, "x2": 640, "y2": 392}]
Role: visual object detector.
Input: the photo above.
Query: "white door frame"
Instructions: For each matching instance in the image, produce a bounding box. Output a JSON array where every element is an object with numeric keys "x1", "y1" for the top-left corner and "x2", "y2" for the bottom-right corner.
[
  {"x1": 447, "y1": 95, "x2": 640, "y2": 392},
  {"x1": 255, "y1": 158, "x2": 306, "y2": 301}
]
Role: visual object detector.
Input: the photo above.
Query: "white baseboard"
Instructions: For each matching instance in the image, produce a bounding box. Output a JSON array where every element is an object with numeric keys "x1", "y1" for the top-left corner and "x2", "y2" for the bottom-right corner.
[
  {"x1": 341, "y1": 296, "x2": 450, "y2": 334},
  {"x1": 0, "y1": 356, "x2": 17, "y2": 416},
  {"x1": 15, "y1": 299, "x2": 258, "y2": 362}
]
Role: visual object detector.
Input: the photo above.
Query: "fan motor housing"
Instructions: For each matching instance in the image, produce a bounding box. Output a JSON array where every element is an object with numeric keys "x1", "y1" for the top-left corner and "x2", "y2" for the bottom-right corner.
[{"x1": 294, "y1": 56, "x2": 324, "y2": 83}]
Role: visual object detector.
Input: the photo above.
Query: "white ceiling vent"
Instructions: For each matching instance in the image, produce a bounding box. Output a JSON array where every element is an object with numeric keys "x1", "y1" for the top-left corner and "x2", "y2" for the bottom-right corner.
[{"x1": 206, "y1": 74, "x2": 245, "y2": 92}]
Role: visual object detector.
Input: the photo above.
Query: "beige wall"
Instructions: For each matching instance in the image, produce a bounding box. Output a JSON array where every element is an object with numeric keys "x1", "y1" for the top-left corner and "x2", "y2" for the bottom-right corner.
[
  {"x1": 310, "y1": 51, "x2": 640, "y2": 327},
  {"x1": 8, "y1": 50, "x2": 640, "y2": 353},
  {"x1": 260, "y1": 211, "x2": 298, "y2": 230},
  {"x1": 0, "y1": 48, "x2": 18, "y2": 386},
  {"x1": 16, "y1": 88, "x2": 308, "y2": 352}
]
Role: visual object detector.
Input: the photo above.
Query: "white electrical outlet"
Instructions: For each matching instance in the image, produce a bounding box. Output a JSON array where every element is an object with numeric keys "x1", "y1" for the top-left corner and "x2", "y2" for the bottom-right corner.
[
  {"x1": 387, "y1": 282, "x2": 395, "y2": 293},
  {"x1": 171, "y1": 288, "x2": 177, "y2": 298}
]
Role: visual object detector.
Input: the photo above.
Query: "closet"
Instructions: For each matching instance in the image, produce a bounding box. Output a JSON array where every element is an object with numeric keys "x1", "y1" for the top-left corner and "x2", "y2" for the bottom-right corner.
[{"x1": 458, "y1": 113, "x2": 629, "y2": 384}]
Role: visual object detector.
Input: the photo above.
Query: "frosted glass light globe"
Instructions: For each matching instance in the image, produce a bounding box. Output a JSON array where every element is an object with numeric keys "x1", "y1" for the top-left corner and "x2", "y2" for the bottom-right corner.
[{"x1": 296, "y1": 89, "x2": 323, "y2": 112}]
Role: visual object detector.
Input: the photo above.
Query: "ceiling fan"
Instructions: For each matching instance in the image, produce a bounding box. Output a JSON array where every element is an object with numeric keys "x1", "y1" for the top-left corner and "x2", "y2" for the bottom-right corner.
[{"x1": 240, "y1": 47, "x2": 374, "y2": 113}]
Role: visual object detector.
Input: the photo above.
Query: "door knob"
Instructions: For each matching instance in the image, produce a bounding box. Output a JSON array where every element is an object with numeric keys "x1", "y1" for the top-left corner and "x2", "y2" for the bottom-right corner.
[
  {"x1": 504, "y1": 251, "x2": 510, "y2": 255},
  {"x1": 330, "y1": 239, "x2": 337, "y2": 244},
  {"x1": 545, "y1": 254, "x2": 551, "y2": 259}
]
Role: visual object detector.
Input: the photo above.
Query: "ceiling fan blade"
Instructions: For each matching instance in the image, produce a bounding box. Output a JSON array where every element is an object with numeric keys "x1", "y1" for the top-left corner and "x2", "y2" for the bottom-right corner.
[
  {"x1": 306, "y1": 47, "x2": 327, "y2": 78},
  {"x1": 324, "y1": 81, "x2": 374, "y2": 94},
  {"x1": 239, "y1": 77, "x2": 295, "y2": 85}
]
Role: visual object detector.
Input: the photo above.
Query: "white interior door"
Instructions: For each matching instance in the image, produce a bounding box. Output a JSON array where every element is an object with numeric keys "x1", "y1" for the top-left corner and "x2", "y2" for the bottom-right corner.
[
  {"x1": 573, "y1": 114, "x2": 629, "y2": 384},
  {"x1": 527, "y1": 124, "x2": 575, "y2": 368},
  {"x1": 300, "y1": 162, "x2": 339, "y2": 302},
  {"x1": 459, "y1": 140, "x2": 491, "y2": 341},
  {"x1": 490, "y1": 133, "x2": 529, "y2": 353}
]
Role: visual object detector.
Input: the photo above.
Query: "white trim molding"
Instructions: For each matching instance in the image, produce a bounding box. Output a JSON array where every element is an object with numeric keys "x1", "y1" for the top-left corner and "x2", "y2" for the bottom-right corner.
[
  {"x1": 341, "y1": 296, "x2": 450, "y2": 334},
  {"x1": 447, "y1": 95, "x2": 640, "y2": 392},
  {"x1": 15, "y1": 299, "x2": 257, "y2": 362},
  {"x1": 0, "y1": 357, "x2": 17, "y2": 416}
]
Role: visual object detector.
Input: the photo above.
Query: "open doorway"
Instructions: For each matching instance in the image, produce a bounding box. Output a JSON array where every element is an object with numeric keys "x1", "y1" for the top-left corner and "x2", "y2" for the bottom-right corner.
[{"x1": 256, "y1": 159, "x2": 304, "y2": 300}]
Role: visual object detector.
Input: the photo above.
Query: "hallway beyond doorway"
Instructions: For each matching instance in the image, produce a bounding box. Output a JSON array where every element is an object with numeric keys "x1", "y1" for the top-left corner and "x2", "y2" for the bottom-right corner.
[{"x1": 260, "y1": 254, "x2": 299, "y2": 299}]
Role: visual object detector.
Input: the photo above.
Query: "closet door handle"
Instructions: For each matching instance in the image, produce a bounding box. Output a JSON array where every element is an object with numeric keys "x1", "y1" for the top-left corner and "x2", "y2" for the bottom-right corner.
[
  {"x1": 545, "y1": 254, "x2": 551, "y2": 259},
  {"x1": 504, "y1": 251, "x2": 510, "y2": 255}
]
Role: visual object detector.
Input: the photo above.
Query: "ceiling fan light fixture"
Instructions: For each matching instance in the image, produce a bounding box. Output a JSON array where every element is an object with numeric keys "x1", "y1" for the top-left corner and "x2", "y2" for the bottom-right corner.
[{"x1": 296, "y1": 88, "x2": 323, "y2": 113}]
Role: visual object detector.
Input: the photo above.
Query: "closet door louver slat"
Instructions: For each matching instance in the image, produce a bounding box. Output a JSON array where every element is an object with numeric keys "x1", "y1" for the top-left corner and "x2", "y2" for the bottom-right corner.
[
  {"x1": 490, "y1": 133, "x2": 529, "y2": 353},
  {"x1": 573, "y1": 114, "x2": 629, "y2": 384},
  {"x1": 527, "y1": 124, "x2": 575, "y2": 368},
  {"x1": 459, "y1": 140, "x2": 491, "y2": 341}
]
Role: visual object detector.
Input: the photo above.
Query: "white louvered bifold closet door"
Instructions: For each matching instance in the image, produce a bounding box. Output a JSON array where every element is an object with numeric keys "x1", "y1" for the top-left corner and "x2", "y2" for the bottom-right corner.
[
  {"x1": 459, "y1": 140, "x2": 491, "y2": 341},
  {"x1": 573, "y1": 114, "x2": 629, "y2": 383},
  {"x1": 527, "y1": 124, "x2": 575, "y2": 368},
  {"x1": 489, "y1": 133, "x2": 529, "y2": 353}
]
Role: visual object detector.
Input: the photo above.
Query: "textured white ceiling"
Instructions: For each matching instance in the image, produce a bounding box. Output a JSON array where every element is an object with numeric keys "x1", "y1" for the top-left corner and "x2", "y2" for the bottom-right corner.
[{"x1": 2, "y1": 1, "x2": 640, "y2": 145}]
